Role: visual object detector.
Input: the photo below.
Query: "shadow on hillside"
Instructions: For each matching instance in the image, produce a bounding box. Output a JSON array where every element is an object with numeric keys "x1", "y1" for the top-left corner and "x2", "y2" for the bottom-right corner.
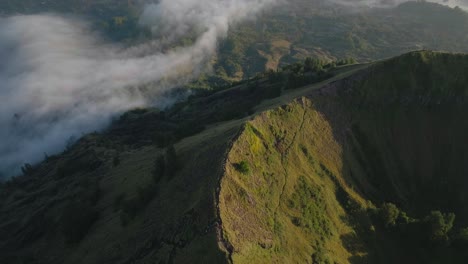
[
  {"x1": 307, "y1": 71, "x2": 401, "y2": 264},
  {"x1": 339, "y1": 233, "x2": 369, "y2": 264},
  {"x1": 307, "y1": 54, "x2": 468, "y2": 263}
]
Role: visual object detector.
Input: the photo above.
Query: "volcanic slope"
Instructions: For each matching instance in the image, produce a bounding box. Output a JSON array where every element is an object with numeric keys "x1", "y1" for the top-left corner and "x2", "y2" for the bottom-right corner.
[
  {"x1": 220, "y1": 51, "x2": 468, "y2": 263},
  {"x1": 2, "y1": 51, "x2": 468, "y2": 263}
]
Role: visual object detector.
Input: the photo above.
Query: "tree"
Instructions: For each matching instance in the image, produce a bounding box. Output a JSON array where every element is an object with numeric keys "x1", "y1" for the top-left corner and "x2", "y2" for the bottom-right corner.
[
  {"x1": 424, "y1": 210, "x2": 455, "y2": 242},
  {"x1": 337, "y1": 57, "x2": 357, "y2": 66},
  {"x1": 304, "y1": 57, "x2": 324, "y2": 72},
  {"x1": 380, "y1": 202, "x2": 400, "y2": 227}
]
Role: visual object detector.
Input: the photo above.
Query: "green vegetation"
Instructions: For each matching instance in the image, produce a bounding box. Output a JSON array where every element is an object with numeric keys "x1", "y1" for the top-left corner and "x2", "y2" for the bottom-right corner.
[
  {"x1": 379, "y1": 203, "x2": 400, "y2": 227},
  {"x1": 375, "y1": 204, "x2": 452, "y2": 239},
  {"x1": 424, "y1": 211, "x2": 456, "y2": 243},
  {"x1": 219, "y1": 51, "x2": 468, "y2": 263},
  {"x1": 4, "y1": 51, "x2": 468, "y2": 263},
  {"x1": 3, "y1": 0, "x2": 468, "y2": 263},
  {"x1": 233, "y1": 161, "x2": 250, "y2": 174},
  {"x1": 208, "y1": 1, "x2": 468, "y2": 85},
  {"x1": 4, "y1": 1, "x2": 468, "y2": 89},
  {"x1": 281, "y1": 58, "x2": 336, "y2": 90},
  {"x1": 288, "y1": 176, "x2": 333, "y2": 238}
]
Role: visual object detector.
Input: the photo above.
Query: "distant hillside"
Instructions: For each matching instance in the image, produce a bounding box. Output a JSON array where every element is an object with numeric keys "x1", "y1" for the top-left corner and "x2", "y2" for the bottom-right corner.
[
  {"x1": 0, "y1": 0, "x2": 144, "y2": 42},
  {"x1": 2, "y1": 51, "x2": 468, "y2": 263},
  {"x1": 2, "y1": 1, "x2": 468, "y2": 88},
  {"x1": 216, "y1": 1, "x2": 468, "y2": 82}
]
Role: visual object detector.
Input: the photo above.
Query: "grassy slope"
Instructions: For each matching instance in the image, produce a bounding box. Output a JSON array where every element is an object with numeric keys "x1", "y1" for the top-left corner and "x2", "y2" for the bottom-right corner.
[
  {"x1": 0, "y1": 51, "x2": 363, "y2": 264},
  {"x1": 3, "y1": 51, "x2": 468, "y2": 263},
  {"x1": 219, "y1": 96, "x2": 372, "y2": 264},
  {"x1": 219, "y1": 51, "x2": 468, "y2": 263},
  {"x1": 0, "y1": 118, "x2": 241, "y2": 263}
]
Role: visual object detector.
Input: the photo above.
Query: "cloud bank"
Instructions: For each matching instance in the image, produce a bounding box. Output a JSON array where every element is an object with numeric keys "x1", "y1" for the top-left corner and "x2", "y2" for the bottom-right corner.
[
  {"x1": 329, "y1": 0, "x2": 468, "y2": 9},
  {"x1": 0, "y1": 0, "x2": 277, "y2": 178}
]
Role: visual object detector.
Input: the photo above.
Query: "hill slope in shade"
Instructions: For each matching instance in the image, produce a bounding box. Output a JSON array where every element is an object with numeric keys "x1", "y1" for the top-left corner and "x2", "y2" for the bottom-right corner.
[
  {"x1": 2, "y1": 51, "x2": 468, "y2": 263},
  {"x1": 220, "y1": 51, "x2": 468, "y2": 263}
]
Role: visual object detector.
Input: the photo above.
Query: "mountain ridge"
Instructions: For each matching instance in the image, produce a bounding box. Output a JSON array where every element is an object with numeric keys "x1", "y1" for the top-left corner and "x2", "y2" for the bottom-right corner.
[{"x1": 2, "y1": 50, "x2": 468, "y2": 263}]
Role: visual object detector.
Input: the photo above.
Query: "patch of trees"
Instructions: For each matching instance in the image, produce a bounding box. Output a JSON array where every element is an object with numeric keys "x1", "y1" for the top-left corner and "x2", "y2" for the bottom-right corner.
[
  {"x1": 376, "y1": 202, "x2": 468, "y2": 248},
  {"x1": 112, "y1": 108, "x2": 206, "y2": 148},
  {"x1": 263, "y1": 57, "x2": 356, "y2": 91},
  {"x1": 336, "y1": 57, "x2": 357, "y2": 66},
  {"x1": 55, "y1": 151, "x2": 103, "y2": 179},
  {"x1": 109, "y1": 57, "x2": 355, "y2": 151},
  {"x1": 282, "y1": 58, "x2": 336, "y2": 90}
]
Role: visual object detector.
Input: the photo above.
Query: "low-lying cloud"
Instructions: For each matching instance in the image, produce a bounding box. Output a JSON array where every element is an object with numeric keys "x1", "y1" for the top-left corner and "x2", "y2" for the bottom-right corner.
[
  {"x1": 0, "y1": 0, "x2": 277, "y2": 178},
  {"x1": 329, "y1": 0, "x2": 468, "y2": 9}
]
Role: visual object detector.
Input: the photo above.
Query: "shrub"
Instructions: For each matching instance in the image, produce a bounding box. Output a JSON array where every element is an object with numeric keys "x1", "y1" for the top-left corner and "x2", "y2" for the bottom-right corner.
[
  {"x1": 266, "y1": 69, "x2": 285, "y2": 84},
  {"x1": 234, "y1": 161, "x2": 250, "y2": 174},
  {"x1": 289, "y1": 176, "x2": 333, "y2": 237},
  {"x1": 304, "y1": 57, "x2": 325, "y2": 73},
  {"x1": 311, "y1": 248, "x2": 331, "y2": 264},
  {"x1": 397, "y1": 211, "x2": 412, "y2": 225},
  {"x1": 337, "y1": 57, "x2": 357, "y2": 66},
  {"x1": 380, "y1": 203, "x2": 400, "y2": 227},
  {"x1": 423, "y1": 210, "x2": 455, "y2": 242}
]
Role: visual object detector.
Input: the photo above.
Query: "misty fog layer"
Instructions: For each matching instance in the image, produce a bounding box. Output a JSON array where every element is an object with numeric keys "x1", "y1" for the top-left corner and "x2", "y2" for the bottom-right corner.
[
  {"x1": 333, "y1": 0, "x2": 468, "y2": 9},
  {"x1": 0, "y1": 0, "x2": 277, "y2": 178}
]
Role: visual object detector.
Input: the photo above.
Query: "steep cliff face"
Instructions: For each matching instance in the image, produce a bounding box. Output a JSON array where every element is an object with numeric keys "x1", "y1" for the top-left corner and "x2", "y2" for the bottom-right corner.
[{"x1": 219, "y1": 51, "x2": 468, "y2": 263}]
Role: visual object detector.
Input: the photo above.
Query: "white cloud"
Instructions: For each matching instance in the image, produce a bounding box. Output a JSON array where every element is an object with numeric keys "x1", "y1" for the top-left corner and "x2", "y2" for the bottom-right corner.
[
  {"x1": 0, "y1": 0, "x2": 278, "y2": 178},
  {"x1": 328, "y1": 0, "x2": 468, "y2": 9}
]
